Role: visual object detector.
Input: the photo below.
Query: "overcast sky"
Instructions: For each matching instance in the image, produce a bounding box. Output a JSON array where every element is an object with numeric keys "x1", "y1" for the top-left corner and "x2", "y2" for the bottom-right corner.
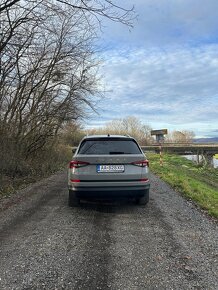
[{"x1": 85, "y1": 0, "x2": 218, "y2": 138}]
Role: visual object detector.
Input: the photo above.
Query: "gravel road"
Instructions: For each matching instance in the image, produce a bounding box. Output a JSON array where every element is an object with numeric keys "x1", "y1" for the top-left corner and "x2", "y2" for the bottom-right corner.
[{"x1": 0, "y1": 171, "x2": 217, "y2": 290}]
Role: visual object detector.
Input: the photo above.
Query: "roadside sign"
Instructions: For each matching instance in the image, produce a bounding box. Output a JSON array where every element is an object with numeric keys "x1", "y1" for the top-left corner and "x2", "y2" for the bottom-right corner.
[
  {"x1": 150, "y1": 129, "x2": 168, "y2": 167},
  {"x1": 151, "y1": 129, "x2": 168, "y2": 135}
]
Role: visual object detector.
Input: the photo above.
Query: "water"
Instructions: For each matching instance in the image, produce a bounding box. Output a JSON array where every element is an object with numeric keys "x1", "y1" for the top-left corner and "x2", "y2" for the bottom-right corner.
[
  {"x1": 214, "y1": 158, "x2": 218, "y2": 168},
  {"x1": 183, "y1": 155, "x2": 218, "y2": 168}
]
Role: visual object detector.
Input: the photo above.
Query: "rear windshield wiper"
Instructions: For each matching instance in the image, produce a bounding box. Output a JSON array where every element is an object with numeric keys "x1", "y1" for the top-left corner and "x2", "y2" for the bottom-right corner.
[{"x1": 109, "y1": 152, "x2": 126, "y2": 154}]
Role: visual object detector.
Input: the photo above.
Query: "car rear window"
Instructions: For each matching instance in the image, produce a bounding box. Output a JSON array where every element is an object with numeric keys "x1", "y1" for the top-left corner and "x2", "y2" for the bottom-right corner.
[{"x1": 78, "y1": 138, "x2": 141, "y2": 155}]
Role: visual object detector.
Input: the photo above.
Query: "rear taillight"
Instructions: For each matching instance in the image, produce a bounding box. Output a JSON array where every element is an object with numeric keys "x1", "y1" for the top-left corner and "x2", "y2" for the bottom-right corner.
[
  {"x1": 140, "y1": 178, "x2": 149, "y2": 182},
  {"x1": 70, "y1": 179, "x2": 80, "y2": 183},
  {"x1": 131, "y1": 160, "x2": 149, "y2": 167},
  {"x1": 69, "y1": 160, "x2": 90, "y2": 168}
]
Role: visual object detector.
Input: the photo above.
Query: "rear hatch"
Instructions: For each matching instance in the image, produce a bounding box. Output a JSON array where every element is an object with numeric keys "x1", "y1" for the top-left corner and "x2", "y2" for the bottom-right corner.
[{"x1": 69, "y1": 137, "x2": 149, "y2": 182}]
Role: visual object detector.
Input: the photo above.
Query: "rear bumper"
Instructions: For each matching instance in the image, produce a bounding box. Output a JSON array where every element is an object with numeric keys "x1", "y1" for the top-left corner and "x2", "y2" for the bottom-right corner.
[{"x1": 69, "y1": 184, "x2": 150, "y2": 199}]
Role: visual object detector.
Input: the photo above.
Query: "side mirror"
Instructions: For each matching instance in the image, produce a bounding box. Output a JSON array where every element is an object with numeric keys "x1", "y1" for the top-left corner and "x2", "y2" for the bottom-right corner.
[{"x1": 72, "y1": 147, "x2": 77, "y2": 154}]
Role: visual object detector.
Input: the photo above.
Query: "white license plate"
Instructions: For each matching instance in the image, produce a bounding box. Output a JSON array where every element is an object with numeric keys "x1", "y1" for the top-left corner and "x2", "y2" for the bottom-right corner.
[{"x1": 97, "y1": 165, "x2": 125, "y2": 173}]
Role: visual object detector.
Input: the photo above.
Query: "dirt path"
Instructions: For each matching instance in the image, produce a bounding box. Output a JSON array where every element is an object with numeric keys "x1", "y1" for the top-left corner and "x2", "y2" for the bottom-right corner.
[{"x1": 0, "y1": 171, "x2": 217, "y2": 289}]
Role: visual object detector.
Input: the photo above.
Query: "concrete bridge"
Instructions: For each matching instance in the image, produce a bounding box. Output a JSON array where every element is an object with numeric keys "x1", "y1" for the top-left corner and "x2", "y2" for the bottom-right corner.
[{"x1": 141, "y1": 143, "x2": 218, "y2": 167}]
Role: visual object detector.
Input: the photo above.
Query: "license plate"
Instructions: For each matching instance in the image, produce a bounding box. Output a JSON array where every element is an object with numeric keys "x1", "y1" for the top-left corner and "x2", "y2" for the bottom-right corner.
[{"x1": 97, "y1": 165, "x2": 125, "y2": 173}]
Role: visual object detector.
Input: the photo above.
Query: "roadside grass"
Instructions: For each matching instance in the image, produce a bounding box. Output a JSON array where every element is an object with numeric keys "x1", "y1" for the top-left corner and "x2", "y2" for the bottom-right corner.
[{"x1": 147, "y1": 153, "x2": 218, "y2": 218}]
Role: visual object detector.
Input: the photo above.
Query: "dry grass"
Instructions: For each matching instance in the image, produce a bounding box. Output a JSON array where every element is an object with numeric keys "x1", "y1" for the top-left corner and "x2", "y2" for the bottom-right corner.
[{"x1": 0, "y1": 143, "x2": 72, "y2": 197}]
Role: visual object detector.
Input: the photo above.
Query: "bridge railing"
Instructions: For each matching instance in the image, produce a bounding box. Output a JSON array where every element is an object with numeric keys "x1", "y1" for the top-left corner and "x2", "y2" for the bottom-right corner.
[{"x1": 141, "y1": 142, "x2": 218, "y2": 148}]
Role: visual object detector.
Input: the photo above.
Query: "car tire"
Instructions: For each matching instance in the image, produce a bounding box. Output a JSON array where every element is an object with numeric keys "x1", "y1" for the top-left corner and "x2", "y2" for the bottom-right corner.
[
  {"x1": 68, "y1": 190, "x2": 80, "y2": 207},
  {"x1": 136, "y1": 190, "x2": 149, "y2": 205}
]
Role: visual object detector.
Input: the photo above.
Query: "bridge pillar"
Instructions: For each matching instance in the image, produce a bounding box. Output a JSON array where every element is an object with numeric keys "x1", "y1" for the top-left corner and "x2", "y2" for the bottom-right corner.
[
  {"x1": 196, "y1": 150, "x2": 200, "y2": 164},
  {"x1": 203, "y1": 152, "x2": 214, "y2": 167}
]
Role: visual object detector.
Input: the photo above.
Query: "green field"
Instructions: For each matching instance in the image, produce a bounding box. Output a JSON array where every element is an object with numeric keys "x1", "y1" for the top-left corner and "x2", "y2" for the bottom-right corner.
[{"x1": 147, "y1": 153, "x2": 218, "y2": 218}]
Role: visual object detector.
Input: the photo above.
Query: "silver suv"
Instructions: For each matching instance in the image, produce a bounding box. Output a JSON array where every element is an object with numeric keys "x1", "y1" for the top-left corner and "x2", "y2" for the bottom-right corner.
[{"x1": 68, "y1": 135, "x2": 150, "y2": 206}]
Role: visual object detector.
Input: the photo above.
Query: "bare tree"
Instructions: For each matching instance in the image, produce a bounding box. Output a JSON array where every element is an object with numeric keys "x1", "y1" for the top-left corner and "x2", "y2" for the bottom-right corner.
[
  {"x1": 0, "y1": 0, "x2": 134, "y2": 24},
  {"x1": 0, "y1": 0, "x2": 134, "y2": 54},
  {"x1": 1, "y1": 7, "x2": 100, "y2": 155},
  {"x1": 0, "y1": 0, "x2": 20, "y2": 13},
  {"x1": 87, "y1": 116, "x2": 153, "y2": 145},
  {"x1": 166, "y1": 130, "x2": 195, "y2": 144},
  {"x1": 0, "y1": 0, "x2": 135, "y2": 177}
]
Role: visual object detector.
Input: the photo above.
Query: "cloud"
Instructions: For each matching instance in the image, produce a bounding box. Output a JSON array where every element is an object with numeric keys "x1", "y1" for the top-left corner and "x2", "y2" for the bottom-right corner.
[
  {"x1": 100, "y1": 0, "x2": 218, "y2": 48},
  {"x1": 91, "y1": 44, "x2": 218, "y2": 137},
  {"x1": 88, "y1": 1, "x2": 218, "y2": 137}
]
